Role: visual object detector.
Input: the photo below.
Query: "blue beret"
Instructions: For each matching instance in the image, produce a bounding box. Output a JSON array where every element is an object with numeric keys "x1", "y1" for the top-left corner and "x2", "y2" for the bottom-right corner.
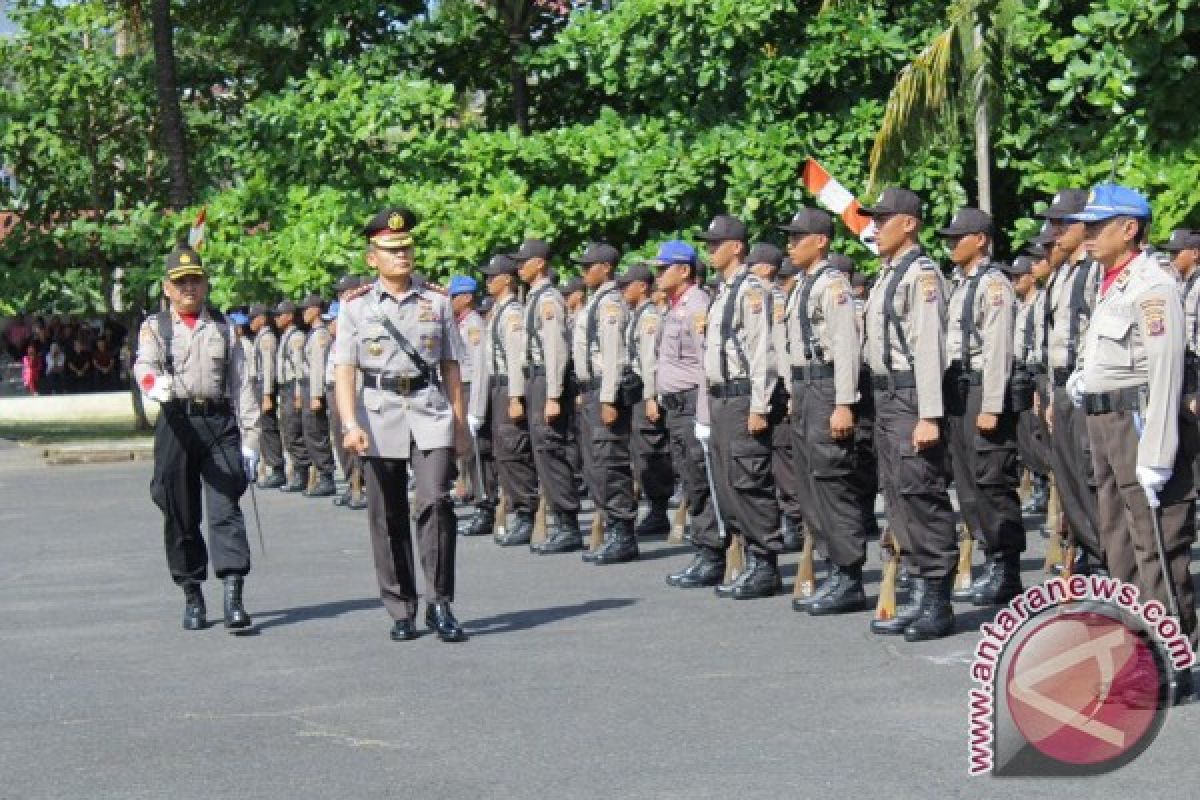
[
  {"x1": 1068, "y1": 184, "x2": 1152, "y2": 222},
  {"x1": 448, "y1": 275, "x2": 478, "y2": 296}
]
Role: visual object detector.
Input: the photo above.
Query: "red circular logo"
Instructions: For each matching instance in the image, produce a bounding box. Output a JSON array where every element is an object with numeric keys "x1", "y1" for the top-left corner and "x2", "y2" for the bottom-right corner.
[{"x1": 1005, "y1": 611, "x2": 1166, "y2": 768}]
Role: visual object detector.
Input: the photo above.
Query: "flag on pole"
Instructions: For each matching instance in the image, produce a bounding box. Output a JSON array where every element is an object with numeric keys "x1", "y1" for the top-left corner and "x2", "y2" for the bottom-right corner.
[
  {"x1": 800, "y1": 159, "x2": 877, "y2": 254},
  {"x1": 187, "y1": 207, "x2": 207, "y2": 250}
]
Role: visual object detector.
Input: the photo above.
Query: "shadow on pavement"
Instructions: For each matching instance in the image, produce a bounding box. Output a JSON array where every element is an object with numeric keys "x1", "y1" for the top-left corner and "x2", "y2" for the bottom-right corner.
[
  {"x1": 466, "y1": 597, "x2": 638, "y2": 636},
  {"x1": 252, "y1": 597, "x2": 383, "y2": 632}
]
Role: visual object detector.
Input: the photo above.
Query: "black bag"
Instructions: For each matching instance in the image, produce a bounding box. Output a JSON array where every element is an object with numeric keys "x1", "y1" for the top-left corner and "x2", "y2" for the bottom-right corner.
[
  {"x1": 1006, "y1": 362, "x2": 1035, "y2": 413},
  {"x1": 617, "y1": 367, "x2": 644, "y2": 406}
]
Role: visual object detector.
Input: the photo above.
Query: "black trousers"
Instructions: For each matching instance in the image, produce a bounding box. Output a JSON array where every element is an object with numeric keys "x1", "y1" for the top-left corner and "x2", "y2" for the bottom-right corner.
[
  {"x1": 1016, "y1": 409, "x2": 1052, "y2": 477},
  {"x1": 490, "y1": 382, "x2": 539, "y2": 515},
  {"x1": 149, "y1": 407, "x2": 250, "y2": 586},
  {"x1": 582, "y1": 389, "x2": 637, "y2": 524},
  {"x1": 791, "y1": 378, "x2": 871, "y2": 569},
  {"x1": 302, "y1": 400, "x2": 336, "y2": 479},
  {"x1": 471, "y1": 397, "x2": 499, "y2": 510},
  {"x1": 526, "y1": 373, "x2": 580, "y2": 515},
  {"x1": 631, "y1": 401, "x2": 675, "y2": 508},
  {"x1": 663, "y1": 390, "x2": 721, "y2": 551},
  {"x1": 943, "y1": 376, "x2": 1026, "y2": 558},
  {"x1": 326, "y1": 387, "x2": 355, "y2": 481},
  {"x1": 1050, "y1": 386, "x2": 1104, "y2": 560},
  {"x1": 873, "y1": 386, "x2": 958, "y2": 579},
  {"x1": 772, "y1": 413, "x2": 804, "y2": 524},
  {"x1": 258, "y1": 385, "x2": 284, "y2": 472},
  {"x1": 709, "y1": 394, "x2": 781, "y2": 557},
  {"x1": 278, "y1": 383, "x2": 310, "y2": 473},
  {"x1": 364, "y1": 450, "x2": 457, "y2": 620}
]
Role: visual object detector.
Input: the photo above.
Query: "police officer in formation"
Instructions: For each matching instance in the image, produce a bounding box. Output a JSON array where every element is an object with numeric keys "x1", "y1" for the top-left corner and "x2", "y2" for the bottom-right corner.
[
  {"x1": 249, "y1": 303, "x2": 285, "y2": 488},
  {"x1": 300, "y1": 294, "x2": 337, "y2": 497},
  {"x1": 274, "y1": 300, "x2": 311, "y2": 493}
]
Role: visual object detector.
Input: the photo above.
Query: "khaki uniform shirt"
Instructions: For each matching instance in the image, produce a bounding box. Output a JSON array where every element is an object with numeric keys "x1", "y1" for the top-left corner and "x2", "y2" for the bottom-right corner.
[
  {"x1": 334, "y1": 280, "x2": 463, "y2": 459},
  {"x1": 277, "y1": 325, "x2": 306, "y2": 386},
  {"x1": 134, "y1": 308, "x2": 261, "y2": 450},
  {"x1": 704, "y1": 266, "x2": 776, "y2": 415},
  {"x1": 457, "y1": 309, "x2": 486, "y2": 390},
  {"x1": 305, "y1": 323, "x2": 332, "y2": 401},
  {"x1": 523, "y1": 278, "x2": 569, "y2": 399},
  {"x1": 944, "y1": 263, "x2": 1015, "y2": 414},
  {"x1": 657, "y1": 284, "x2": 711, "y2": 424},
  {"x1": 470, "y1": 295, "x2": 523, "y2": 417},
  {"x1": 1080, "y1": 252, "x2": 1184, "y2": 470},
  {"x1": 627, "y1": 298, "x2": 663, "y2": 400},
  {"x1": 1013, "y1": 289, "x2": 1044, "y2": 370},
  {"x1": 253, "y1": 327, "x2": 277, "y2": 397},
  {"x1": 573, "y1": 280, "x2": 627, "y2": 404},
  {"x1": 1181, "y1": 271, "x2": 1200, "y2": 356},
  {"x1": 863, "y1": 246, "x2": 947, "y2": 418},
  {"x1": 1046, "y1": 255, "x2": 1102, "y2": 373},
  {"x1": 787, "y1": 261, "x2": 861, "y2": 406}
]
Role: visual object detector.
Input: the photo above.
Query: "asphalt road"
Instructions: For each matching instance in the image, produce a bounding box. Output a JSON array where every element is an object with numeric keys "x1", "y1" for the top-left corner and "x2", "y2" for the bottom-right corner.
[{"x1": 1, "y1": 445, "x2": 1197, "y2": 799}]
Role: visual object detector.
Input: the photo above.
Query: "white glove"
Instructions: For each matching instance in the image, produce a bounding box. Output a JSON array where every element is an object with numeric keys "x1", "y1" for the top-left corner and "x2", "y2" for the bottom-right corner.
[
  {"x1": 143, "y1": 373, "x2": 173, "y2": 404},
  {"x1": 467, "y1": 414, "x2": 482, "y2": 436},
  {"x1": 1066, "y1": 371, "x2": 1086, "y2": 408},
  {"x1": 241, "y1": 446, "x2": 260, "y2": 482},
  {"x1": 694, "y1": 422, "x2": 712, "y2": 443},
  {"x1": 1136, "y1": 465, "x2": 1171, "y2": 509}
]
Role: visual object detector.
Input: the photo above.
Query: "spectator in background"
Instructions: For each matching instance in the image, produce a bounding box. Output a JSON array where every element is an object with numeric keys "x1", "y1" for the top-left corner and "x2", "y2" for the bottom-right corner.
[
  {"x1": 43, "y1": 342, "x2": 65, "y2": 394},
  {"x1": 92, "y1": 338, "x2": 119, "y2": 391},
  {"x1": 5, "y1": 313, "x2": 30, "y2": 360},
  {"x1": 21, "y1": 342, "x2": 41, "y2": 395},
  {"x1": 66, "y1": 337, "x2": 92, "y2": 392}
]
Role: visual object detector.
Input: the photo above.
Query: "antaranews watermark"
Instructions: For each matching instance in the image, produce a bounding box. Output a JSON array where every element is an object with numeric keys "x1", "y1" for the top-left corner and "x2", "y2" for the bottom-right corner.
[{"x1": 968, "y1": 574, "x2": 1195, "y2": 776}]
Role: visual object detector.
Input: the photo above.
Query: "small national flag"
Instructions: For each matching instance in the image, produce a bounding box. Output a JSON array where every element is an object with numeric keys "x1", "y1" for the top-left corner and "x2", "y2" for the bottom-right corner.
[
  {"x1": 187, "y1": 207, "x2": 207, "y2": 250},
  {"x1": 800, "y1": 159, "x2": 877, "y2": 254}
]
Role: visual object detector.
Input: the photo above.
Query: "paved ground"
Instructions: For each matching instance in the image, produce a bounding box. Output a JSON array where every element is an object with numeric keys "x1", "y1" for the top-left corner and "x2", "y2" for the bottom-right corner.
[{"x1": 1, "y1": 444, "x2": 1198, "y2": 799}]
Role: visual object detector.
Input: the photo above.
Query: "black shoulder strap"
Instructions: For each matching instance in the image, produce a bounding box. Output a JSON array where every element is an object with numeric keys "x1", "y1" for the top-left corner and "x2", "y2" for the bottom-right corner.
[
  {"x1": 797, "y1": 266, "x2": 836, "y2": 363},
  {"x1": 372, "y1": 295, "x2": 441, "y2": 389},
  {"x1": 881, "y1": 249, "x2": 921, "y2": 373},
  {"x1": 1187, "y1": 273, "x2": 1200, "y2": 352},
  {"x1": 585, "y1": 287, "x2": 619, "y2": 380},
  {"x1": 491, "y1": 298, "x2": 518, "y2": 374},
  {"x1": 1022, "y1": 296, "x2": 1036, "y2": 363},
  {"x1": 524, "y1": 284, "x2": 554, "y2": 364},
  {"x1": 959, "y1": 269, "x2": 985, "y2": 370},
  {"x1": 719, "y1": 271, "x2": 751, "y2": 384},
  {"x1": 627, "y1": 301, "x2": 652, "y2": 365},
  {"x1": 157, "y1": 310, "x2": 174, "y2": 376},
  {"x1": 1065, "y1": 257, "x2": 1094, "y2": 371}
]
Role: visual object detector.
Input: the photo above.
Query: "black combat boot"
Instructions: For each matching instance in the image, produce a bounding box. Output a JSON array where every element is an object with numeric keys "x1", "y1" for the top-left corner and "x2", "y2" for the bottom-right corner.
[
  {"x1": 666, "y1": 547, "x2": 726, "y2": 588},
  {"x1": 953, "y1": 558, "x2": 995, "y2": 602},
  {"x1": 634, "y1": 503, "x2": 671, "y2": 538},
  {"x1": 807, "y1": 565, "x2": 867, "y2": 616},
  {"x1": 280, "y1": 473, "x2": 307, "y2": 493},
  {"x1": 972, "y1": 553, "x2": 1024, "y2": 607},
  {"x1": 333, "y1": 485, "x2": 352, "y2": 506},
  {"x1": 903, "y1": 578, "x2": 955, "y2": 642},
  {"x1": 425, "y1": 602, "x2": 467, "y2": 642},
  {"x1": 304, "y1": 472, "x2": 337, "y2": 497},
  {"x1": 731, "y1": 551, "x2": 782, "y2": 599},
  {"x1": 258, "y1": 469, "x2": 286, "y2": 490},
  {"x1": 870, "y1": 577, "x2": 927, "y2": 635},
  {"x1": 591, "y1": 518, "x2": 639, "y2": 565},
  {"x1": 494, "y1": 511, "x2": 534, "y2": 546},
  {"x1": 1021, "y1": 473, "x2": 1049, "y2": 514},
  {"x1": 462, "y1": 506, "x2": 495, "y2": 537},
  {"x1": 539, "y1": 512, "x2": 584, "y2": 554},
  {"x1": 222, "y1": 576, "x2": 253, "y2": 632},
  {"x1": 780, "y1": 517, "x2": 803, "y2": 553},
  {"x1": 182, "y1": 582, "x2": 206, "y2": 631},
  {"x1": 714, "y1": 546, "x2": 750, "y2": 598}
]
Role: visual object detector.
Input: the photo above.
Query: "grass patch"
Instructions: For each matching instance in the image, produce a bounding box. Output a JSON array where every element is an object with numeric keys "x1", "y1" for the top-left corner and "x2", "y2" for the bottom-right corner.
[{"x1": 0, "y1": 420, "x2": 153, "y2": 445}]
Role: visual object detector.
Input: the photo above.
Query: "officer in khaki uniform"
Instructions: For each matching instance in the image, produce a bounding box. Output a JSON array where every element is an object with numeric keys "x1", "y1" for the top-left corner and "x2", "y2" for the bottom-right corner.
[
  {"x1": 474, "y1": 253, "x2": 540, "y2": 545},
  {"x1": 698, "y1": 215, "x2": 783, "y2": 599},
  {"x1": 134, "y1": 246, "x2": 260, "y2": 632},
  {"x1": 1007, "y1": 256, "x2": 1052, "y2": 511},
  {"x1": 328, "y1": 275, "x2": 368, "y2": 509},
  {"x1": 1070, "y1": 186, "x2": 1197, "y2": 700},
  {"x1": 1162, "y1": 230, "x2": 1200, "y2": 400},
  {"x1": 747, "y1": 242, "x2": 805, "y2": 554},
  {"x1": 936, "y1": 208, "x2": 1026, "y2": 606},
  {"x1": 335, "y1": 208, "x2": 469, "y2": 643},
  {"x1": 450, "y1": 275, "x2": 492, "y2": 532},
  {"x1": 299, "y1": 294, "x2": 337, "y2": 497},
  {"x1": 780, "y1": 209, "x2": 872, "y2": 615},
  {"x1": 619, "y1": 262, "x2": 675, "y2": 538},
  {"x1": 511, "y1": 239, "x2": 583, "y2": 551},
  {"x1": 857, "y1": 188, "x2": 959, "y2": 641},
  {"x1": 572, "y1": 243, "x2": 638, "y2": 562},
  {"x1": 249, "y1": 304, "x2": 285, "y2": 488},
  {"x1": 563, "y1": 276, "x2": 587, "y2": 486},
  {"x1": 274, "y1": 300, "x2": 311, "y2": 492},
  {"x1": 1041, "y1": 189, "x2": 1105, "y2": 568}
]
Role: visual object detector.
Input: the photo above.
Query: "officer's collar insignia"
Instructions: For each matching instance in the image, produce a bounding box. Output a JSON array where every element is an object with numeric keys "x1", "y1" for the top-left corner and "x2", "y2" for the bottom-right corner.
[{"x1": 388, "y1": 213, "x2": 406, "y2": 231}]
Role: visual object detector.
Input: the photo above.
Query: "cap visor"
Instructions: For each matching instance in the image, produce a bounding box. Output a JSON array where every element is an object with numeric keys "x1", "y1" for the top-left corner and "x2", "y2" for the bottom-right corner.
[
  {"x1": 694, "y1": 230, "x2": 728, "y2": 241},
  {"x1": 372, "y1": 234, "x2": 413, "y2": 248},
  {"x1": 167, "y1": 267, "x2": 206, "y2": 281}
]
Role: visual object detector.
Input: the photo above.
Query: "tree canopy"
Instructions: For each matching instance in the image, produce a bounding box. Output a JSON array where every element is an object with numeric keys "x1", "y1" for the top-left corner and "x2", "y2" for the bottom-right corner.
[{"x1": 1, "y1": 0, "x2": 1198, "y2": 314}]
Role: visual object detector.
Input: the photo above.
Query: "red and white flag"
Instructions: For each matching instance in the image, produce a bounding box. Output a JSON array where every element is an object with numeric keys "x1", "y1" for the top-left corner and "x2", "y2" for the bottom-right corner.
[
  {"x1": 800, "y1": 159, "x2": 877, "y2": 253},
  {"x1": 187, "y1": 207, "x2": 207, "y2": 250}
]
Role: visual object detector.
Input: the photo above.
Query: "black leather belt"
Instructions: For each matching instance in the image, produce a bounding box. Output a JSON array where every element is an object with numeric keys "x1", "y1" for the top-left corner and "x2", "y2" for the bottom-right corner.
[
  {"x1": 791, "y1": 364, "x2": 835, "y2": 381},
  {"x1": 1083, "y1": 386, "x2": 1146, "y2": 415},
  {"x1": 489, "y1": 375, "x2": 509, "y2": 388},
  {"x1": 1028, "y1": 363, "x2": 1047, "y2": 376},
  {"x1": 708, "y1": 379, "x2": 753, "y2": 399},
  {"x1": 660, "y1": 388, "x2": 697, "y2": 411},
  {"x1": 363, "y1": 372, "x2": 429, "y2": 394},
  {"x1": 946, "y1": 362, "x2": 983, "y2": 386},
  {"x1": 165, "y1": 398, "x2": 232, "y2": 416},
  {"x1": 523, "y1": 365, "x2": 546, "y2": 378},
  {"x1": 578, "y1": 377, "x2": 602, "y2": 393},
  {"x1": 870, "y1": 371, "x2": 917, "y2": 391},
  {"x1": 1052, "y1": 367, "x2": 1073, "y2": 388}
]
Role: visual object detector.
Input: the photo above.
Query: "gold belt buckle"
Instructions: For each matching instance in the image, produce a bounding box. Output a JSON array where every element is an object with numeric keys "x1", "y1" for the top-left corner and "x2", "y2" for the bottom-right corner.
[{"x1": 397, "y1": 375, "x2": 412, "y2": 393}]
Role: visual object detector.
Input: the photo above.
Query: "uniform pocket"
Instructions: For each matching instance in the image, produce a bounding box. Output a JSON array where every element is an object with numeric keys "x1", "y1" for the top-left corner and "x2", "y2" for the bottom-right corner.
[
  {"x1": 1093, "y1": 311, "x2": 1134, "y2": 369},
  {"x1": 731, "y1": 434, "x2": 772, "y2": 490},
  {"x1": 363, "y1": 387, "x2": 383, "y2": 412},
  {"x1": 897, "y1": 444, "x2": 947, "y2": 495},
  {"x1": 811, "y1": 434, "x2": 856, "y2": 479}
]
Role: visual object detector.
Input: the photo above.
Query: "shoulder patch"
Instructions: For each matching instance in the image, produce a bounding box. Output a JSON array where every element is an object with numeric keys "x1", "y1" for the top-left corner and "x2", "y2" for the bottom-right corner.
[
  {"x1": 835, "y1": 289, "x2": 850, "y2": 305},
  {"x1": 541, "y1": 300, "x2": 556, "y2": 321},
  {"x1": 918, "y1": 273, "x2": 938, "y2": 303},
  {"x1": 1140, "y1": 298, "x2": 1166, "y2": 336},
  {"x1": 290, "y1": 335, "x2": 304, "y2": 350},
  {"x1": 987, "y1": 281, "x2": 1005, "y2": 307},
  {"x1": 773, "y1": 300, "x2": 786, "y2": 322},
  {"x1": 643, "y1": 316, "x2": 659, "y2": 335},
  {"x1": 693, "y1": 312, "x2": 707, "y2": 334},
  {"x1": 469, "y1": 328, "x2": 482, "y2": 345},
  {"x1": 745, "y1": 287, "x2": 764, "y2": 314}
]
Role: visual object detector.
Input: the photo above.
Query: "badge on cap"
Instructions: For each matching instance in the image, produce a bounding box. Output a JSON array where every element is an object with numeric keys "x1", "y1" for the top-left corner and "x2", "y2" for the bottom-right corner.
[
  {"x1": 388, "y1": 212, "x2": 406, "y2": 231},
  {"x1": 179, "y1": 252, "x2": 191, "y2": 265}
]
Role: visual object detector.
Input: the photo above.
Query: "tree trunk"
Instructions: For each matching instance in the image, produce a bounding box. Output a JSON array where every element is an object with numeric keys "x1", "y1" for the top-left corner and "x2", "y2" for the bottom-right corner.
[
  {"x1": 150, "y1": 0, "x2": 191, "y2": 210},
  {"x1": 508, "y1": 30, "x2": 530, "y2": 135},
  {"x1": 972, "y1": 24, "x2": 992, "y2": 213}
]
